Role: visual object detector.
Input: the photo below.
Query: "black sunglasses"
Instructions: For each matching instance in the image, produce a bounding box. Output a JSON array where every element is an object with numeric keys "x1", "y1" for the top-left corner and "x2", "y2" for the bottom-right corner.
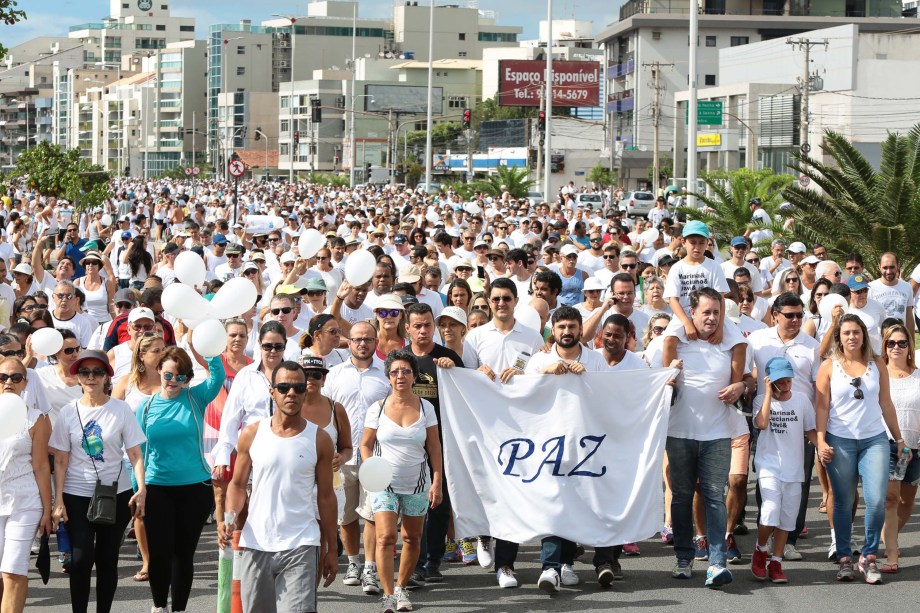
[
  {"x1": 270, "y1": 307, "x2": 293, "y2": 315},
  {"x1": 303, "y1": 371, "x2": 324, "y2": 381},
  {"x1": 0, "y1": 373, "x2": 24, "y2": 383},
  {"x1": 261, "y1": 342, "x2": 286, "y2": 353},
  {"x1": 887, "y1": 340, "x2": 909, "y2": 349},
  {"x1": 77, "y1": 368, "x2": 107, "y2": 379},
  {"x1": 850, "y1": 377, "x2": 864, "y2": 400},
  {"x1": 274, "y1": 382, "x2": 307, "y2": 394},
  {"x1": 777, "y1": 311, "x2": 804, "y2": 320}
]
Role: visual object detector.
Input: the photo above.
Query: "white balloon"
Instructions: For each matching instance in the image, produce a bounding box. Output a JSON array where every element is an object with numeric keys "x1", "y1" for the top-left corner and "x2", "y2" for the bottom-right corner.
[
  {"x1": 192, "y1": 319, "x2": 228, "y2": 358},
  {"x1": 358, "y1": 456, "x2": 393, "y2": 493},
  {"x1": 209, "y1": 277, "x2": 258, "y2": 319},
  {"x1": 101, "y1": 214, "x2": 113, "y2": 227},
  {"x1": 514, "y1": 305, "x2": 543, "y2": 334},
  {"x1": 31, "y1": 328, "x2": 64, "y2": 356},
  {"x1": 425, "y1": 212, "x2": 440, "y2": 224},
  {"x1": 174, "y1": 251, "x2": 206, "y2": 287},
  {"x1": 162, "y1": 283, "x2": 210, "y2": 320},
  {"x1": 298, "y1": 229, "x2": 325, "y2": 259},
  {"x1": 641, "y1": 228, "x2": 660, "y2": 243},
  {"x1": 818, "y1": 293, "x2": 848, "y2": 321},
  {"x1": 344, "y1": 251, "x2": 377, "y2": 286},
  {"x1": 0, "y1": 393, "x2": 27, "y2": 440}
]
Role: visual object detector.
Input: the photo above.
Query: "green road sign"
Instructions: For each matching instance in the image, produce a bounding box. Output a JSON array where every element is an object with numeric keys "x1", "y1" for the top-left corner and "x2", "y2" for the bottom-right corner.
[{"x1": 685, "y1": 100, "x2": 723, "y2": 125}]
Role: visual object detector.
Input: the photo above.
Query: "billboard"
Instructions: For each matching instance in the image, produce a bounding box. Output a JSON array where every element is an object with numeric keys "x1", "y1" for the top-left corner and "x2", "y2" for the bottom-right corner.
[
  {"x1": 498, "y1": 60, "x2": 600, "y2": 108},
  {"x1": 364, "y1": 84, "x2": 444, "y2": 115}
]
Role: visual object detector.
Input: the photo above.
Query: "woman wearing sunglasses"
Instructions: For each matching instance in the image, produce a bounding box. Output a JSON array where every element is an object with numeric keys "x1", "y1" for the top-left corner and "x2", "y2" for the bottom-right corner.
[
  {"x1": 879, "y1": 324, "x2": 920, "y2": 573},
  {"x1": 50, "y1": 350, "x2": 147, "y2": 613},
  {"x1": 35, "y1": 330, "x2": 83, "y2": 423},
  {"x1": 300, "y1": 313, "x2": 349, "y2": 368},
  {"x1": 74, "y1": 251, "x2": 117, "y2": 326},
  {"x1": 0, "y1": 356, "x2": 51, "y2": 613},
  {"x1": 815, "y1": 314, "x2": 907, "y2": 584},
  {"x1": 373, "y1": 295, "x2": 407, "y2": 360},
  {"x1": 139, "y1": 345, "x2": 225, "y2": 613}
]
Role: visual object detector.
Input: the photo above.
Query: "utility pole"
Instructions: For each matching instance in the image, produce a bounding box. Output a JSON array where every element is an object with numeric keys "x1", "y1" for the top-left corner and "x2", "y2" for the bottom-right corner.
[
  {"x1": 643, "y1": 61, "x2": 673, "y2": 195},
  {"x1": 786, "y1": 37, "x2": 827, "y2": 153}
]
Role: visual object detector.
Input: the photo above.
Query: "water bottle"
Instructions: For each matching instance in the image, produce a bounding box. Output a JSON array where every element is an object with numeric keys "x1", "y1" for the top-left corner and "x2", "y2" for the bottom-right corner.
[
  {"x1": 56, "y1": 523, "x2": 71, "y2": 554},
  {"x1": 894, "y1": 448, "x2": 910, "y2": 481}
]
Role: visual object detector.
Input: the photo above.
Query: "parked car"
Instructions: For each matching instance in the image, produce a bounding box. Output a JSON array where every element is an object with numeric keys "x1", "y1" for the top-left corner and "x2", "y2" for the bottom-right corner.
[
  {"x1": 618, "y1": 191, "x2": 656, "y2": 217},
  {"x1": 573, "y1": 193, "x2": 604, "y2": 208},
  {"x1": 526, "y1": 191, "x2": 545, "y2": 206}
]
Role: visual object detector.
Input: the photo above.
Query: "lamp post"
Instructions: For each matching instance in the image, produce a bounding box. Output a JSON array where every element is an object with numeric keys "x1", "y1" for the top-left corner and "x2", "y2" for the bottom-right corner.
[
  {"x1": 273, "y1": 14, "x2": 298, "y2": 184},
  {"x1": 254, "y1": 129, "x2": 270, "y2": 179},
  {"x1": 220, "y1": 36, "x2": 246, "y2": 181},
  {"x1": 423, "y1": 0, "x2": 435, "y2": 191},
  {"x1": 349, "y1": 94, "x2": 375, "y2": 186}
]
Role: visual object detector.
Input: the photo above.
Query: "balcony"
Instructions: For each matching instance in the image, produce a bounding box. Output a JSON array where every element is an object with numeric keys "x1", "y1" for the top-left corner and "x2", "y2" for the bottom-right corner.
[
  {"x1": 607, "y1": 59, "x2": 635, "y2": 79},
  {"x1": 606, "y1": 90, "x2": 634, "y2": 114}
]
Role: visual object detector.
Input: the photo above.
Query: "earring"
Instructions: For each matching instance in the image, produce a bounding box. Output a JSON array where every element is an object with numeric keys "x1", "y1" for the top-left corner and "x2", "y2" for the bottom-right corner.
[{"x1": 138, "y1": 364, "x2": 145, "y2": 373}]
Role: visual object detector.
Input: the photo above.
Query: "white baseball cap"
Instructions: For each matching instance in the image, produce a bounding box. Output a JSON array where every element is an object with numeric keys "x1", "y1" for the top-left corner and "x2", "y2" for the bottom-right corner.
[
  {"x1": 436, "y1": 306, "x2": 468, "y2": 328},
  {"x1": 128, "y1": 307, "x2": 156, "y2": 323}
]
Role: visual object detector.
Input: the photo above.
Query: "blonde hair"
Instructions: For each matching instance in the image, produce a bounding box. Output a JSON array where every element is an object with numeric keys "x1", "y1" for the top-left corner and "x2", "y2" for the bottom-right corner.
[
  {"x1": 882, "y1": 323, "x2": 915, "y2": 370},
  {"x1": 128, "y1": 334, "x2": 164, "y2": 389}
]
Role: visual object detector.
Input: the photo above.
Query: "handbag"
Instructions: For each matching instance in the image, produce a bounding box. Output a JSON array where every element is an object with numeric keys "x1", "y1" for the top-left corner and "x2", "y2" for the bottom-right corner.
[{"x1": 74, "y1": 402, "x2": 122, "y2": 526}]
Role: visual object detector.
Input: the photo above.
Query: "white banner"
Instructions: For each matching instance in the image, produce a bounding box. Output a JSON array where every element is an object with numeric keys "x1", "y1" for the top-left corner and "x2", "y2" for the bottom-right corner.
[{"x1": 439, "y1": 367, "x2": 675, "y2": 547}]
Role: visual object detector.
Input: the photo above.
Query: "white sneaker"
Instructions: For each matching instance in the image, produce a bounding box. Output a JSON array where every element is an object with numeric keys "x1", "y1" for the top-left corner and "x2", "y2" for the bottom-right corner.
[
  {"x1": 560, "y1": 563, "x2": 580, "y2": 586},
  {"x1": 477, "y1": 538, "x2": 494, "y2": 569},
  {"x1": 538, "y1": 568, "x2": 561, "y2": 594},
  {"x1": 151, "y1": 607, "x2": 169, "y2": 613},
  {"x1": 783, "y1": 543, "x2": 803, "y2": 561},
  {"x1": 496, "y1": 566, "x2": 518, "y2": 588}
]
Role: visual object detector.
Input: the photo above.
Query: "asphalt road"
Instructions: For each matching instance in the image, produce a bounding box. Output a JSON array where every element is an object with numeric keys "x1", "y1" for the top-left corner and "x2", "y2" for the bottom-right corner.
[{"x1": 25, "y1": 482, "x2": 920, "y2": 612}]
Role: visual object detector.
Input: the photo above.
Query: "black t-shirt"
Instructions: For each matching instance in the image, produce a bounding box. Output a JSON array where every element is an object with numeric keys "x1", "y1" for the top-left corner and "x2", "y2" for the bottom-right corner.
[{"x1": 410, "y1": 343, "x2": 463, "y2": 423}]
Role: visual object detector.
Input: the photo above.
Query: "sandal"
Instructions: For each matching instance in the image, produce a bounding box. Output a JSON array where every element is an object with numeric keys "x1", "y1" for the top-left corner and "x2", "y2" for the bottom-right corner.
[
  {"x1": 133, "y1": 570, "x2": 149, "y2": 582},
  {"x1": 880, "y1": 563, "x2": 899, "y2": 574},
  {"x1": 818, "y1": 501, "x2": 827, "y2": 513}
]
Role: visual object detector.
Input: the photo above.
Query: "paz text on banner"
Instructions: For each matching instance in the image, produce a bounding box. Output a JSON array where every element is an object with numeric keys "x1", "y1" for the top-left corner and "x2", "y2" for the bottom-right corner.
[{"x1": 438, "y1": 367, "x2": 675, "y2": 547}]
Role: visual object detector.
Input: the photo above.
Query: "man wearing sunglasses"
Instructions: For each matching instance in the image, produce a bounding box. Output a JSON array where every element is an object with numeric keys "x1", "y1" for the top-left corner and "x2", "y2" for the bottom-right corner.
[
  {"x1": 747, "y1": 292, "x2": 821, "y2": 562},
  {"x1": 101, "y1": 288, "x2": 176, "y2": 351},
  {"x1": 722, "y1": 237, "x2": 764, "y2": 294},
  {"x1": 223, "y1": 361, "x2": 339, "y2": 612},
  {"x1": 51, "y1": 280, "x2": 95, "y2": 348},
  {"x1": 267, "y1": 294, "x2": 305, "y2": 349},
  {"x1": 215, "y1": 243, "x2": 245, "y2": 282},
  {"x1": 53, "y1": 223, "x2": 88, "y2": 279}
]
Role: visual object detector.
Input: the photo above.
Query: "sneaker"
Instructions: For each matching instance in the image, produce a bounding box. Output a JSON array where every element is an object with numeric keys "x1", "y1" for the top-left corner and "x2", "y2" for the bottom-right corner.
[
  {"x1": 623, "y1": 542, "x2": 641, "y2": 556},
  {"x1": 206, "y1": 511, "x2": 215, "y2": 525},
  {"x1": 477, "y1": 537, "x2": 494, "y2": 569},
  {"x1": 343, "y1": 562, "x2": 362, "y2": 586},
  {"x1": 725, "y1": 534, "x2": 742, "y2": 565},
  {"x1": 407, "y1": 570, "x2": 426, "y2": 589},
  {"x1": 783, "y1": 543, "x2": 803, "y2": 561},
  {"x1": 857, "y1": 555, "x2": 882, "y2": 585},
  {"x1": 694, "y1": 535, "x2": 709, "y2": 561},
  {"x1": 442, "y1": 539, "x2": 458, "y2": 563},
  {"x1": 827, "y1": 543, "x2": 838, "y2": 563},
  {"x1": 395, "y1": 587, "x2": 413, "y2": 612},
  {"x1": 672, "y1": 558, "x2": 693, "y2": 579},
  {"x1": 537, "y1": 568, "x2": 560, "y2": 594},
  {"x1": 610, "y1": 560, "x2": 624, "y2": 581},
  {"x1": 425, "y1": 565, "x2": 443, "y2": 583},
  {"x1": 496, "y1": 566, "x2": 518, "y2": 588},
  {"x1": 379, "y1": 594, "x2": 397, "y2": 613},
  {"x1": 362, "y1": 568, "x2": 382, "y2": 595},
  {"x1": 661, "y1": 524, "x2": 673, "y2": 544},
  {"x1": 751, "y1": 548, "x2": 768, "y2": 580},
  {"x1": 836, "y1": 557, "x2": 855, "y2": 582},
  {"x1": 767, "y1": 559, "x2": 788, "y2": 584},
  {"x1": 460, "y1": 538, "x2": 478, "y2": 565},
  {"x1": 560, "y1": 563, "x2": 579, "y2": 586},
  {"x1": 151, "y1": 608, "x2": 169, "y2": 613},
  {"x1": 596, "y1": 563, "x2": 615, "y2": 587},
  {"x1": 705, "y1": 565, "x2": 733, "y2": 589},
  {"x1": 733, "y1": 522, "x2": 749, "y2": 536},
  {"x1": 799, "y1": 526, "x2": 809, "y2": 539}
]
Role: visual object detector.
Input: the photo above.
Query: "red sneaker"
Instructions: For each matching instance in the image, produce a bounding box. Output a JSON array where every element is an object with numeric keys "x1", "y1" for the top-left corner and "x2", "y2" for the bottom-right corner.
[
  {"x1": 751, "y1": 548, "x2": 768, "y2": 580},
  {"x1": 768, "y1": 559, "x2": 788, "y2": 584}
]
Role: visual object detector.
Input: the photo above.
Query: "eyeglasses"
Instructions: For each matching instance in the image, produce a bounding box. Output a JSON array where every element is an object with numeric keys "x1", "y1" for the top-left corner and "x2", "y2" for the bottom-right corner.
[
  {"x1": 732, "y1": 244, "x2": 748, "y2": 250},
  {"x1": 61, "y1": 346, "x2": 81, "y2": 355},
  {"x1": 55, "y1": 293, "x2": 75, "y2": 301},
  {"x1": 652, "y1": 326, "x2": 665, "y2": 335},
  {"x1": 261, "y1": 342, "x2": 286, "y2": 353},
  {"x1": 845, "y1": 266, "x2": 861, "y2": 272},
  {"x1": 487, "y1": 256, "x2": 502, "y2": 262},
  {"x1": 388, "y1": 368, "x2": 414, "y2": 378},
  {"x1": 243, "y1": 269, "x2": 258, "y2": 276},
  {"x1": 0, "y1": 349, "x2": 24, "y2": 358},
  {"x1": 564, "y1": 254, "x2": 578, "y2": 260},
  {"x1": 833, "y1": 271, "x2": 843, "y2": 277},
  {"x1": 116, "y1": 302, "x2": 133, "y2": 309},
  {"x1": 303, "y1": 371, "x2": 324, "y2": 381},
  {"x1": 84, "y1": 261, "x2": 100, "y2": 266},
  {"x1": 77, "y1": 368, "x2": 107, "y2": 379},
  {"x1": 850, "y1": 377, "x2": 864, "y2": 400},
  {"x1": 274, "y1": 382, "x2": 307, "y2": 394},
  {"x1": 19, "y1": 304, "x2": 37, "y2": 312},
  {"x1": 317, "y1": 256, "x2": 329, "y2": 261},
  {"x1": 777, "y1": 311, "x2": 805, "y2": 320},
  {"x1": 132, "y1": 323, "x2": 155, "y2": 332},
  {"x1": 348, "y1": 336, "x2": 374, "y2": 345},
  {"x1": 490, "y1": 295, "x2": 514, "y2": 304},
  {"x1": 0, "y1": 373, "x2": 24, "y2": 383},
  {"x1": 590, "y1": 238, "x2": 602, "y2": 243},
  {"x1": 603, "y1": 254, "x2": 618, "y2": 260},
  {"x1": 887, "y1": 339, "x2": 909, "y2": 349},
  {"x1": 162, "y1": 372, "x2": 188, "y2": 383},
  {"x1": 268, "y1": 238, "x2": 280, "y2": 243},
  {"x1": 306, "y1": 290, "x2": 326, "y2": 297},
  {"x1": 270, "y1": 307, "x2": 293, "y2": 316},
  {"x1": 376, "y1": 309, "x2": 401, "y2": 319},
  {"x1": 620, "y1": 263, "x2": 637, "y2": 270},
  {"x1": 527, "y1": 259, "x2": 536, "y2": 265},
  {"x1": 227, "y1": 253, "x2": 241, "y2": 258}
]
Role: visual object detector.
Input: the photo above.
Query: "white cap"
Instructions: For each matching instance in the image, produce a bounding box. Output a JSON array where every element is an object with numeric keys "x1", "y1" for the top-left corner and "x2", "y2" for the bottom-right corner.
[
  {"x1": 724, "y1": 299, "x2": 741, "y2": 324},
  {"x1": 437, "y1": 306, "x2": 468, "y2": 328},
  {"x1": 128, "y1": 307, "x2": 155, "y2": 323},
  {"x1": 583, "y1": 277, "x2": 606, "y2": 292},
  {"x1": 280, "y1": 252, "x2": 296, "y2": 264},
  {"x1": 560, "y1": 244, "x2": 579, "y2": 257},
  {"x1": 787, "y1": 241, "x2": 807, "y2": 254},
  {"x1": 801, "y1": 255, "x2": 821, "y2": 265},
  {"x1": 11, "y1": 263, "x2": 33, "y2": 276}
]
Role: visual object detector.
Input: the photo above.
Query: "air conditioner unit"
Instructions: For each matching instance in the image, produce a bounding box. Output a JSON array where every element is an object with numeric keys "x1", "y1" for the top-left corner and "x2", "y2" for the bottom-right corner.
[
  {"x1": 279, "y1": 40, "x2": 290, "y2": 48},
  {"x1": 279, "y1": 60, "x2": 289, "y2": 68}
]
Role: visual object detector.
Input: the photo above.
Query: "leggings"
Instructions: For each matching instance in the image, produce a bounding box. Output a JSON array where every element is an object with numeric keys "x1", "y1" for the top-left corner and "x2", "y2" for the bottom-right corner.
[
  {"x1": 63, "y1": 490, "x2": 134, "y2": 613},
  {"x1": 144, "y1": 482, "x2": 213, "y2": 611}
]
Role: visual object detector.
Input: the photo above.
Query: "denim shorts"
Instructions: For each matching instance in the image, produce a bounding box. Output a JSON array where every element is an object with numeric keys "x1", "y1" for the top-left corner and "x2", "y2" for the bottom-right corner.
[
  {"x1": 888, "y1": 441, "x2": 920, "y2": 485},
  {"x1": 371, "y1": 490, "x2": 429, "y2": 517}
]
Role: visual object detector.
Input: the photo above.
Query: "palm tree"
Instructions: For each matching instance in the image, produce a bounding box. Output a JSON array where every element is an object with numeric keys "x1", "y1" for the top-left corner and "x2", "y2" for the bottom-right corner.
[
  {"x1": 677, "y1": 168, "x2": 792, "y2": 251},
  {"x1": 469, "y1": 166, "x2": 535, "y2": 199},
  {"x1": 783, "y1": 125, "x2": 920, "y2": 277}
]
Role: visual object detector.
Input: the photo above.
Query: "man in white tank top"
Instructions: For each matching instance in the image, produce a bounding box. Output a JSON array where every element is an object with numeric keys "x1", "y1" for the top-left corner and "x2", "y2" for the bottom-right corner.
[{"x1": 222, "y1": 361, "x2": 338, "y2": 612}]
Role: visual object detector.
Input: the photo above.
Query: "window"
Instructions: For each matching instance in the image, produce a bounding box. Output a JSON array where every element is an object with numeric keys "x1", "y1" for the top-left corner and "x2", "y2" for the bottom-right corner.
[
  {"x1": 179, "y1": 25, "x2": 194, "y2": 32},
  {"x1": 705, "y1": 36, "x2": 716, "y2": 47},
  {"x1": 236, "y1": 66, "x2": 245, "y2": 76},
  {"x1": 280, "y1": 119, "x2": 289, "y2": 132},
  {"x1": 730, "y1": 36, "x2": 749, "y2": 46},
  {"x1": 161, "y1": 4, "x2": 168, "y2": 9},
  {"x1": 652, "y1": 31, "x2": 661, "y2": 40},
  {"x1": 155, "y1": 24, "x2": 165, "y2": 31},
  {"x1": 122, "y1": 3, "x2": 129, "y2": 8},
  {"x1": 459, "y1": 33, "x2": 466, "y2": 41},
  {"x1": 458, "y1": 51, "x2": 467, "y2": 57},
  {"x1": 704, "y1": 74, "x2": 716, "y2": 86},
  {"x1": 237, "y1": 46, "x2": 245, "y2": 55},
  {"x1": 447, "y1": 96, "x2": 467, "y2": 109}
]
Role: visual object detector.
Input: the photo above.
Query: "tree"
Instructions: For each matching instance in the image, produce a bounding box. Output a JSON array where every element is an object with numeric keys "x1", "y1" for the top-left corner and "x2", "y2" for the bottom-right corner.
[
  {"x1": 677, "y1": 168, "x2": 792, "y2": 250},
  {"x1": 783, "y1": 125, "x2": 920, "y2": 277},
  {"x1": 647, "y1": 154, "x2": 673, "y2": 187},
  {"x1": 587, "y1": 164, "x2": 617, "y2": 190},
  {"x1": 15, "y1": 141, "x2": 110, "y2": 211},
  {"x1": 469, "y1": 166, "x2": 535, "y2": 199},
  {"x1": 0, "y1": 1, "x2": 27, "y2": 60}
]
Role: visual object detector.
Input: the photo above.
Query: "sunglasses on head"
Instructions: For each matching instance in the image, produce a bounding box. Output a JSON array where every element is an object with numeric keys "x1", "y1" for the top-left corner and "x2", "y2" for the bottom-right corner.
[
  {"x1": 261, "y1": 342, "x2": 286, "y2": 353},
  {"x1": 77, "y1": 368, "x2": 107, "y2": 379},
  {"x1": 162, "y1": 372, "x2": 188, "y2": 383},
  {"x1": 0, "y1": 373, "x2": 24, "y2": 383},
  {"x1": 274, "y1": 382, "x2": 307, "y2": 394},
  {"x1": 271, "y1": 306, "x2": 293, "y2": 315}
]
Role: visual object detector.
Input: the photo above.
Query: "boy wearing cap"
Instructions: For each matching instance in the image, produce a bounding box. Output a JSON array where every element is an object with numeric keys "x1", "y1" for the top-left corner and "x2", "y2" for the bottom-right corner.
[
  {"x1": 751, "y1": 357, "x2": 817, "y2": 584},
  {"x1": 721, "y1": 237, "x2": 764, "y2": 294}
]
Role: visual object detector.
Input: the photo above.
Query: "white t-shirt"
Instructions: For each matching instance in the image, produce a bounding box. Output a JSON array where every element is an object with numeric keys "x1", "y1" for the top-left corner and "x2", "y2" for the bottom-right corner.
[
  {"x1": 49, "y1": 398, "x2": 147, "y2": 497},
  {"x1": 51, "y1": 311, "x2": 96, "y2": 348},
  {"x1": 601, "y1": 349, "x2": 649, "y2": 371},
  {"x1": 720, "y1": 260, "x2": 764, "y2": 293},
  {"x1": 663, "y1": 258, "x2": 729, "y2": 312},
  {"x1": 749, "y1": 208, "x2": 773, "y2": 245},
  {"x1": 525, "y1": 344, "x2": 610, "y2": 373},
  {"x1": 868, "y1": 279, "x2": 912, "y2": 323},
  {"x1": 754, "y1": 393, "x2": 815, "y2": 482},
  {"x1": 327, "y1": 301, "x2": 374, "y2": 326},
  {"x1": 668, "y1": 338, "x2": 742, "y2": 441},
  {"x1": 364, "y1": 397, "x2": 438, "y2": 495}
]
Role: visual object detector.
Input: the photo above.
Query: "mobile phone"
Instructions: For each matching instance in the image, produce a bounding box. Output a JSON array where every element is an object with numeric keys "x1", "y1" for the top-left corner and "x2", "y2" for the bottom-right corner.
[{"x1": 477, "y1": 265, "x2": 485, "y2": 279}]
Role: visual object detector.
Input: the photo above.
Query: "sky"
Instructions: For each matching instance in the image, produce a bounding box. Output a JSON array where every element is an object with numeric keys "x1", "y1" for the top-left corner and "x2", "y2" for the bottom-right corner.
[{"x1": 3, "y1": 0, "x2": 622, "y2": 49}]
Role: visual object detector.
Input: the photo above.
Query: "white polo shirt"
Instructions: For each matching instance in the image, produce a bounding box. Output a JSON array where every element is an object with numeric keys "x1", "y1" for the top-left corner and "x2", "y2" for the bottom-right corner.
[
  {"x1": 746, "y1": 327, "x2": 821, "y2": 407},
  {"x1": 465, "y1": 319, "x2": 545, "y2": 373},
  {"x1": 525, "y1": 344, "x2": 609, "y2": 374},
  {"x1": 322, "y1": 356, "x2": 390, "y2": 466}
]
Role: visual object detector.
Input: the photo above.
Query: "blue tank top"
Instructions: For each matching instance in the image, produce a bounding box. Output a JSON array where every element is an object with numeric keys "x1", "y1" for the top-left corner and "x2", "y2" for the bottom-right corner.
[{"x1": 558, "y1": 268, "x2": 585, "y2": 307}]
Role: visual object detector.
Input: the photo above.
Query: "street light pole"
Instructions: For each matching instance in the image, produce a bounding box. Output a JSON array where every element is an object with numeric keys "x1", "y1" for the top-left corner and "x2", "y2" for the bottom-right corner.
[
  {"x1": 423, "y1": 0, "x2": 435, "y2": 190},
  {"x1": 543, "y1": 0, "x2": 553, "y2": 200},
  {"x1": 274, "y1": 14, "x2": 298, "y2": 185},
  {"x1": 349, "y1": 2, "x2": 357, "y2": 188}
]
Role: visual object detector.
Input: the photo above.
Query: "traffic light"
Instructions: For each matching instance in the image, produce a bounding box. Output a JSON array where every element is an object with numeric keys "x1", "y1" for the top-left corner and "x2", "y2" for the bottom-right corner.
[
  {"x1": 365, "y1": 162, "x2": 372, "y2": 176},
  {"x1": 293, "y1": 131, "x2": 300, "y2": 144},
  {"x1": 311, "y1": 98, "x2": 322, "y2": 123},
  {"x1": 462, "y1": 108, "x2": 471, "y2": 129},
  {"x1": 538, "y1": 111, "x2": 546, "y2": 131}
]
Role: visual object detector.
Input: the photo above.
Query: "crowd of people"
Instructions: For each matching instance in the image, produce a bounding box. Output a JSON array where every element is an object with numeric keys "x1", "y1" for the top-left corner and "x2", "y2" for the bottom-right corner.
[{"x1": 0, "y1": 176, "x2": 917, "y2": 613}]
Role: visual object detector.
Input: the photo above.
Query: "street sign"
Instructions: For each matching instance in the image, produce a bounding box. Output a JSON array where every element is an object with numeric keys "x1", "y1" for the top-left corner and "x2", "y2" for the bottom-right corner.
[
  {"x1": 228, "y1": 160, "x2": 245, "y2": 178},
  {"x1": 697, "y1": 133, "x2": 721, "y2": 147},
  {"x1": 685, "y1": 100, "x2": 723, "y2": 125},
  {"x1": 799, "y1": 175, "x2": 811, "y2": 188},
  {"x1": 192, "y1": 166, "x2": 200, "y2": 175},
  {"x1": 184, "y1": 167, "x2": 192, "y2": 176}
]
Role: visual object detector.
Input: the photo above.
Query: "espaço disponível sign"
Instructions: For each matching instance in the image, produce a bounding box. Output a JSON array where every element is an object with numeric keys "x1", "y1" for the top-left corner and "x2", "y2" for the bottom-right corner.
[{"x1": 498, "y1": 60, "x2": 601, "y2": 108}]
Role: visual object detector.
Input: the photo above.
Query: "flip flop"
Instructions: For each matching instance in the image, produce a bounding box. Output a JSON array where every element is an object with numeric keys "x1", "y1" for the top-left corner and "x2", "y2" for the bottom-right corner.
[
  {"x1": 133, "y1": 570, "x2": 149, "y2": 582},
  {"x1": 818, "y1": 501, "x2": 827, "y2": 513},
  {"x1": 880, "y1": 563, "x2": 898, "y2": 574}
]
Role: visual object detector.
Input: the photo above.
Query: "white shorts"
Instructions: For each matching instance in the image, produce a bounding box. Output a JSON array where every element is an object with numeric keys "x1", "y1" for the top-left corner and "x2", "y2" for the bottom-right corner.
[
  {"x1": 758, "y1": 476, "x2": 800, "y2": 532},
  {"x1": 0, "y1": 509, "x2": 42, "y2": 576}
]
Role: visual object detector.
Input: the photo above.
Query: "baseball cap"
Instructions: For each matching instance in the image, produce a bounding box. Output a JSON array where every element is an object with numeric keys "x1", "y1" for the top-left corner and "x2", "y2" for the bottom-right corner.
[
  {"x1": 398, "y1": 264, "x2": 422, "y2": 283},
  {"x1": 212, "y1": 233, "x2": 228, "y2": 245},
  {"x1": 121, "y1": 230, "x2": 133, "y2": 240},
  {"x1": 242, "y1": 262, "x2": 259, "y2": 273},
  {"x1": 113, "y1": 288, "x2": 138, "y2": 305},
  {"x1": 296, "y1": 354, "x2": 329, "y2": 374},
  {"x1": 162, "y1": 242, "x2": 182, "y2": 255},
  {"x1": 393, "y1": 234, "x2": 408, "y2": 245},
  {"x1": 128, "y1": 307, "x2": 155, "y2": 323},
  {"x1": 787, "y1": 242, "x2": 807, "y2": 254},
  {"x1": 682, "y1": 220, "x2": 710, "y2": 238},
  {"x1": 765, "y1": 356, "x2": 795, "y2": 381},
  {"x1": 801, "y1": 255, "x2": 821, "y2": 265},
  {"x1": 304, "y1": 277, "x2": 327, "y2": 292},
  {"x1": 730, "y1": 236, "x2": 748, "y2": 248},
  {"x1": 374, "y1": 294, "x2": 405, "y2": 312},
  {"x1": 225, "y1": 243, "x2": 244, "y2": 255},
  {"x1": 560, "y1": 244, "x2": 579, "y2": 257},
  {"x1": 437, "y1": 306, "x2": 468, "y2": 328},
  {"x1": 547, "y1": 232, "x2": 561, "y2": 241},
  {"x1": 280, "y1": 252, "x2": 296, "y2": 264},
  {"x1": 846, "y1": 274, "x2": 869, "y2": 291}
]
